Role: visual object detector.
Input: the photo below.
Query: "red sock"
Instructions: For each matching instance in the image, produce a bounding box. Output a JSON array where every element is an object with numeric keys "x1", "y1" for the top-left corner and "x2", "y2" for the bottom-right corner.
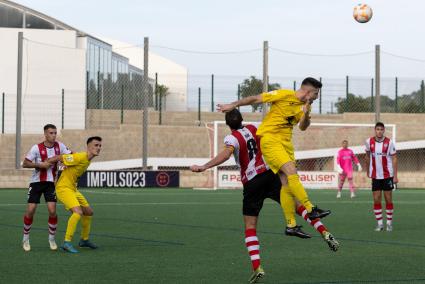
[
  {"x1": 296, "y1": 205, "x2": 327, "y2": 234},
  {"x1": 48, "y1": 215, "x2": 58, "y2": 238},
  {"x1": 386, "y1": 203, "x2": 394, "y2": 224},
  {"x1": 374, "y1": 203, "x2": 383, "y2": 225},
  {"x1": 23, "y1": 215, "x2": 33, "y2": 236},
  {"x1": 245, "y1": 229, "x2": 260, "y2": 270}
]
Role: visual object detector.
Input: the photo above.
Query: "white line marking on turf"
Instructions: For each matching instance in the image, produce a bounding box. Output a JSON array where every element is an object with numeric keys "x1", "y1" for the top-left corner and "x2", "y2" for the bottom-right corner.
[
  {"x1": 0, "y1": 202, "x2": 242, "y2": 206},
  {"x1": 1, "y1": 200, "x2": 425, "y2": 207},
  {"x1": 82, "y1": 190, "x2": 237, "y2": 196}
]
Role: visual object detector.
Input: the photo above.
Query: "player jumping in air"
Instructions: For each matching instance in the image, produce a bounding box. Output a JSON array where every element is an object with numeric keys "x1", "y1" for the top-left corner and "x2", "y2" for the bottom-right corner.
[
  {"x1": 217, "y1": 78, "x2": 331, "y2": 236},
  {"x1": 47, "y1": 136, "x2": 102, "y2": 253},
  {"x1": 365, "y1": 122, "x2": 398, "y2": 232},
  {"x1": 21, "y1": 124, "x2": 71, "y2": 252},
  {"x1": 336, "y1": 140, "x2": 362, "y2": 199},
  {"x1": 191, "y1": 109, "x2": 339, "y2": 284}
]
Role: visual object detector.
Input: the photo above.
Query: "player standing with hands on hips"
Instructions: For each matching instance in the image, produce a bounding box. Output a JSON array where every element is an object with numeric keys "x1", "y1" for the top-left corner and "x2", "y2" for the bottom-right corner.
[{"x1": 365, "y1": 122, "x2": 398, "y2": 232}]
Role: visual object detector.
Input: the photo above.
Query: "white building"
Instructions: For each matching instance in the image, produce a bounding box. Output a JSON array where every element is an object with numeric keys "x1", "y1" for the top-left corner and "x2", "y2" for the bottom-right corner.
[{"x1": 0, "y1": 0, "x2": 188, "y2": 134}]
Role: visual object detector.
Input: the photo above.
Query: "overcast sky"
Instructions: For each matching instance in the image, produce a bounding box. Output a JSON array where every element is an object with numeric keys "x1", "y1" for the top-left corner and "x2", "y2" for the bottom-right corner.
[{"x1": 15, "y1": 0, "x2": 425, "y2": 78}]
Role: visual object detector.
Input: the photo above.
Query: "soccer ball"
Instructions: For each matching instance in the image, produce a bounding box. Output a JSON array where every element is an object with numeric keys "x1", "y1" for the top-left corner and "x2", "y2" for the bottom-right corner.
[{"x1": 353, "y1": 4, "x2": 373, "y2": 23}]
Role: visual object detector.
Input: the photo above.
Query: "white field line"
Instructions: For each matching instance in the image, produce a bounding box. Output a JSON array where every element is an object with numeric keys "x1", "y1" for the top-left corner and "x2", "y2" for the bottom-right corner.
[{"x1": 1, "y1": 200, "x2": 425, "y2": 207}]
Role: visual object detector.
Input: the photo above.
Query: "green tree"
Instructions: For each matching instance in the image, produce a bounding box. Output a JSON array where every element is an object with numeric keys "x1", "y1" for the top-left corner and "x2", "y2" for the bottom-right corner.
[
  {"x1": 240, "y1": 76, "x2": 281, "y2": 111},
  {"x1": 335, "y1": 88, "x2": 425, "y2": 113},
  {"x1": 156, "y1": 84, "x2": 169, "y2": 110},
  {"x1": 335, "y1": 93, "x2": 373, "y2": 113}
]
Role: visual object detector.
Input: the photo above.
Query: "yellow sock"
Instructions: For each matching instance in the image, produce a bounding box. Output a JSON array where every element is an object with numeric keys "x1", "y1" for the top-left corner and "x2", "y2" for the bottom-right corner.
[
  {"x1": 65, "y1": 213, "x2": 81, "y2": 242},
  {"x1": 287, "y1": 174, "x2": 314, "y2": 212},
  {"x1": 81, "y1": 215, "x2": 92, "y2": 241},
  {"x1": 280, "y1": 185, "x2": 297, "y2": 228}
]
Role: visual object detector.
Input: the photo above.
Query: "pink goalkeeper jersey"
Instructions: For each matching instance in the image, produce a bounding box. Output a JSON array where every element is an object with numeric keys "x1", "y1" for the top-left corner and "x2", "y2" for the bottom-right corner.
[{"x1": 337, "y1": 148, "x2": 359, "y2": 173}]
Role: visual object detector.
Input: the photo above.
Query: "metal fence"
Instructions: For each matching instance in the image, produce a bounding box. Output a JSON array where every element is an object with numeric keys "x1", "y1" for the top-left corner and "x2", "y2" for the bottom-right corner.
[{"x1": 1, "y1": 35, "x2": 425, "y2": 188}]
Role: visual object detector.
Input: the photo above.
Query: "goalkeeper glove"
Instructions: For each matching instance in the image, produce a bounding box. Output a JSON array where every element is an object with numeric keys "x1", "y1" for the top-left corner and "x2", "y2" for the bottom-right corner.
[
  {"x1": 357, "y1": 163, "x2": 362, "y2": 172},
  {"x1": 336, "y1": 164, "x2": 343, "y2": 174}
]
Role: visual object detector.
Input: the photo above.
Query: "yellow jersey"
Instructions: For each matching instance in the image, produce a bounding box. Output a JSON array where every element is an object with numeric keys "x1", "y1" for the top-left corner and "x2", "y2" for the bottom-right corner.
[
  {"x1": 256, "y1": 89, "x2": 305, "y2": 137},
  {"x1": 57, "y1": 152, "x2": 90, "y2": 190}
]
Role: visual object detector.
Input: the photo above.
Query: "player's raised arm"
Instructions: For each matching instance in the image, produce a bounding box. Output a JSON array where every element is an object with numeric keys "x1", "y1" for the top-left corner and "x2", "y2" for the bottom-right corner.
[
  {"x1": 217, "y1": 95, "x2": 263, "y2": 113},
  {"x1": 190, "y1": 147, "x2": 233, "y2": 172}
]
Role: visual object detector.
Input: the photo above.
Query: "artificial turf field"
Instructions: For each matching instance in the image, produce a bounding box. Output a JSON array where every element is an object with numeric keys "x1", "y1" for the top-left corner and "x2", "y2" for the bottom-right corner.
[{"x1": 0, "y1": 188, "x2": 424, "y2": 284}]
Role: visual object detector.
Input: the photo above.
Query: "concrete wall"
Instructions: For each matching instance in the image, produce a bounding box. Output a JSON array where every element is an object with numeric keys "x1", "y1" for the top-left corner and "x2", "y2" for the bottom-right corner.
[
  {"x1": 0, "y1": 28, "x2": 86, "y2": 133},
  {"x1": 1, "y1": 111, "x2": 425, "y2": 188}
]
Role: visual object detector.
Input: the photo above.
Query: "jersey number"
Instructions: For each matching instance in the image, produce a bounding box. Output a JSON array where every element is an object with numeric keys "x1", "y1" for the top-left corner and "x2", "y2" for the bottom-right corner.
[{"x1": 247, "y1": 138, "x2": 258, "y2": 161}]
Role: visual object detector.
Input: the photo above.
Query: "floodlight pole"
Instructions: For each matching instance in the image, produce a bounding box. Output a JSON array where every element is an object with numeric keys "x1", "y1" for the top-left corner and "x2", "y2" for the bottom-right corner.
[
  {"x1": 142, "y1": 37, "x2": 149, "y2": 170},
  {"x1": 262, "y1": 41, "x2": 268, "y2": 117},
  {"x1": 375, "y1": 44, "x2": 381, "y2": 123},
  {"x1": 16, "y1": 32, "x2": 23, "y2": 169}
]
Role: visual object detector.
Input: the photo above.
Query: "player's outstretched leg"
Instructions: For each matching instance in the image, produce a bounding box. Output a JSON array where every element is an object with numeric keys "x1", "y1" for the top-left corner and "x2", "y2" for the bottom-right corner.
[
  {"x1": 280, "y1": 185, "x2": 311, "y2": 238},
  {"x1": 296, "y1": 205, "x2": 340, "y2": 251},
  {"x1": 248, "y1": 266, "x2": 265, "y2": 284},
  {"x1": 286, "y1": 174, "x2": 331, "y2": 220}
]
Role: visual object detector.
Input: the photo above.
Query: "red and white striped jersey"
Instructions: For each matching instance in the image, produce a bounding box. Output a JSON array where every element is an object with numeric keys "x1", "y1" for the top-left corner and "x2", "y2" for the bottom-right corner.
[
  {"x1": 224, "y1": 124, "x2": 269, "y2": 184},
  {"x1": 365, "y1": 137, "x2": 396, "y2": 179},
  {"x1": 25, "y1": 141, "x2": 71, "y2": 183}
]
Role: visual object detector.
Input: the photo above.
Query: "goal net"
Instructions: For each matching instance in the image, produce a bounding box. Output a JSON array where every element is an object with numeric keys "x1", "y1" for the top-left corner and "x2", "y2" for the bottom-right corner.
[{"x1": 204, "y1": 121, "x2": 396, "y2": 190}]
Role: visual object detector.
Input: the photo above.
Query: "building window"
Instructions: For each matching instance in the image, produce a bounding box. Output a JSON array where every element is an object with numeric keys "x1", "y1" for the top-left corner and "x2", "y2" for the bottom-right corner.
[
  {"x1": 25, "y1": 13, "x2": 55, "y2": 29},
  {"x1": 0, "y1": 3, "x2": 23, "y2": 28}
]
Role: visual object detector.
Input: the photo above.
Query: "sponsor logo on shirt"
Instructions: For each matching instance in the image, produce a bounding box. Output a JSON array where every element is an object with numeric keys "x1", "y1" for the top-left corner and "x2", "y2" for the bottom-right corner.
[{"x1": 65, "y1": 155, "x2": 74, "y2": 162}]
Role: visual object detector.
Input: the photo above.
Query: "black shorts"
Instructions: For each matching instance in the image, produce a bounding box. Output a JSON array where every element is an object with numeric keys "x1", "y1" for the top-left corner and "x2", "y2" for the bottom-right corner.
[
  {"x1": 243, "y1": 170, "x2": 281, "y2": 216},
  {"x1": 27, "y1": 182, "x2": 57, "y2": 203},
  {"x1": 372, "y1": 178, "x2": 394, "y2": 191}
]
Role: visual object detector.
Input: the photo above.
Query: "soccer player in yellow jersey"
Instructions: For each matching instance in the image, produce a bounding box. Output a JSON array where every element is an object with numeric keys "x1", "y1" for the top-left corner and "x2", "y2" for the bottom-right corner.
[
  {"x1": 47, "y1": 136, "x2": 102, "y2": 253},
  {"x1": 217, "y1": 78, "x2": 331, "y2": 235}
]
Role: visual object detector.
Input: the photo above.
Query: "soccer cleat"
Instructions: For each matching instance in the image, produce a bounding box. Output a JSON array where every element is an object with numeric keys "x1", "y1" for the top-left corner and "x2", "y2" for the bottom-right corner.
[
  {"x1": 322, "y1": 231, "x2": 340, "y2": 252},
  {"x1": 49, "y1": 239, "x2": 58, "y2": 251},
  {"x1": 61, "y1": 241, "x2": 79, "y2": 253},
  {"x1": 285, "y1": 225, "x2": 311, "y2": 239},
  {"x1": 248, "y1": 266, "x2": 265, "y2": 284},
  {"x1": 386, "y1": 224, "x2": 393, "y2": 232},
  {"x1": 79, "y1": 239, "x2": 98, "y2": 249},
  {"x1": 374, "y1": 224, "x2": 384, "y2": 232},
  {"x1": 22, "y1": 239, "x2": 31, "y2": 252},
  {"x1": 307, "y1": 206, "x2": 331, "y2": 220},
  {"x1": 350, "y1": 192, "x2": 356, "y2": 198},
  {"x1": 336, "y1": 192, "x2": 341, "y2": 199}
]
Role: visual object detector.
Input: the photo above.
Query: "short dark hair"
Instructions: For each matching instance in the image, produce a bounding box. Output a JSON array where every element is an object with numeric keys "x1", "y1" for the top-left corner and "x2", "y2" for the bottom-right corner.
[
  {"x1": 301, "y1": 77, "x2": 322, "y2": 89},
  {"x1": 43, "y1": 124, "x2": 57, "y2": 131},
  {"x1": 87, "y1": 136, "x2": 102, "y2": 145},
  {"x1": 375, "y1": 122, "x2": 385, "y2": 129},
  {"x1": 225, "y1": 109, "x2": 243, "y2": 130}
]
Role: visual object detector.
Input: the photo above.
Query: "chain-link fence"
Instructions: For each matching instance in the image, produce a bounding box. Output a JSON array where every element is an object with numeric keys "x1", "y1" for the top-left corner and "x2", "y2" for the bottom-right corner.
[{"x1": 1, "y1": 34, "x2": 425, "y2": 189}]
